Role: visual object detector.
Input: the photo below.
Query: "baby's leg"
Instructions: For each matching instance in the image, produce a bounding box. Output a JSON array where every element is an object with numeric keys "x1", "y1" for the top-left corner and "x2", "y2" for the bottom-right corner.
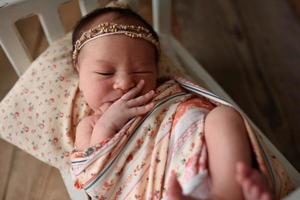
[
  {"x1": 204, "y1": 105, "x2": 252, "y2": 200},
  {"x1": 236, "y1": 162, "x2": 273, "y2": 200}
]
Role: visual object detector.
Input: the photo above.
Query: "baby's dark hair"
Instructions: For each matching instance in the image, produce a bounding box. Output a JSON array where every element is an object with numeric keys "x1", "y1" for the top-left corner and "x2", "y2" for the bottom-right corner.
[{"x1": 72, "y1": 6, "x2": 160, "y2": 62}]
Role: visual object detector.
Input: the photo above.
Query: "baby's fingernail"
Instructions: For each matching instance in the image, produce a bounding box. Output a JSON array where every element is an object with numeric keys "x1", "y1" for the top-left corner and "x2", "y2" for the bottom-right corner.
[
  {"x1": 149, "y1": 90, "x2": 155, "y2": 94},
  {"x1": 139, "y1": 80, "x2": 145, "y2": 85},
  {"x1": 147, "y1": 103, "x2": 154, "y2": 108}
]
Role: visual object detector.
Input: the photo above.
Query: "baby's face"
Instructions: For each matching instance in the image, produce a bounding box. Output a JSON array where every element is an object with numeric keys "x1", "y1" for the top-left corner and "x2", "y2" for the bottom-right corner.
[{"x1": 77, "y1": 35, "x2": 158, "y2": 112}]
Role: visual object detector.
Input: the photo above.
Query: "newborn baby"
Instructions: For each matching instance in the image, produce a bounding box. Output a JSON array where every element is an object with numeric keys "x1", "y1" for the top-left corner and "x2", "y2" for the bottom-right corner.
[{"x1": 71, "y1": 5, "x2": 272, "y2": 200}]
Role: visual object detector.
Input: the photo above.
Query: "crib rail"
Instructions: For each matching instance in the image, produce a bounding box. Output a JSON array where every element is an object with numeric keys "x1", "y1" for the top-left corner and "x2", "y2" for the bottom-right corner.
[{"x1": 0, "y1": 0, "x2": 72, "y2": 76}]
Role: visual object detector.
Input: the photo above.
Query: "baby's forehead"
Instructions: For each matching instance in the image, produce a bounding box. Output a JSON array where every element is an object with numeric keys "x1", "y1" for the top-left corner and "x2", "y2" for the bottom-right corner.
[
  {"x1": 81, "y1": 12, "x2": 146, "y2": 34},
  {"x1": 81, "y1": 37, "x2": 156, "y2": 62},
  {"x1": 75, "y1": 11, "x2": 159, "y2": 69}
]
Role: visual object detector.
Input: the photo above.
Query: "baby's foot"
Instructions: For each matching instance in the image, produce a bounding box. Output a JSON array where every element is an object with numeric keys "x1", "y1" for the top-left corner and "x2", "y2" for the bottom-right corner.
[{"x1": 236, "y1": 161, "x2": 273, "y2": 200}]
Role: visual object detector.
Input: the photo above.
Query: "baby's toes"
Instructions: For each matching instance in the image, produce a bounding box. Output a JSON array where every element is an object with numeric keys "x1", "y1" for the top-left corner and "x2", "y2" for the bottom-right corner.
[
  {"x1": 242, "y1": 179, "x2": 261, "y2": 200},
  {"x1": 241, "y1": 179, "x2": 253, "y2": 199},
  {"x1": 248, "y1": 169, "x2": 269, "y2": 191},
  {"x1": 261, "y1": 192, "x2": 272, "y2": 200},
  {"x1": 244, "y1": 180, "x2": 272, "y2": 200},
  {"x1": 249, "y1": 184, "x2": 262, "y2": 200}
]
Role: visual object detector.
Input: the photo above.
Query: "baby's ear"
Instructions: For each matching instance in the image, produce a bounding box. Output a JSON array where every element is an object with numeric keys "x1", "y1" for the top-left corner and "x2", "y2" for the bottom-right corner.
[
  {"x1": 75, "y1": 63, "x2": 82, "y2": 91},
  {"x1": 74, "y1": 63, "x2": 82, "y2": 92}
]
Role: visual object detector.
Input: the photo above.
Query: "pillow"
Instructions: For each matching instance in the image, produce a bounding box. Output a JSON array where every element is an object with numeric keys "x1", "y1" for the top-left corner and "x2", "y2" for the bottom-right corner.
[
  {"x1": 0, "y1": 32, "x2": 190, "y2": 169},
  {"x1": 1, "y1": 33, "x2": 87, "y2": 169}
]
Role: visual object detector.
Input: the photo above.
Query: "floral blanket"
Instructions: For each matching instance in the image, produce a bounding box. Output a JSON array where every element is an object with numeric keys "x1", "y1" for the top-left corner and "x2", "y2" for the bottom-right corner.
[{"x1": 70, "y1": 78, "x2": 295, "y2": 199}]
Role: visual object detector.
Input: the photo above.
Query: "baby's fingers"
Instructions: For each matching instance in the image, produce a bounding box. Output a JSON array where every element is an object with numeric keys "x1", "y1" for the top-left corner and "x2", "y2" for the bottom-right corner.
[
  {"x1": 128, "y1": 102, "x2": 154, "y2": 116},
  {"x1": 121, "y1": 80, "x2": 144, "y2": 100},
  {"x1": 127, "y1": 90, "x2": 155, "y2": 107}
]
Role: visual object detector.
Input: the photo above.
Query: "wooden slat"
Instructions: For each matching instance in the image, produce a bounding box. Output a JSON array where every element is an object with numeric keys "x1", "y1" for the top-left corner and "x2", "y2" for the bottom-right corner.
[
  {"x1": 231, "y1": 0, "x2": 300, "y2": 166},
  {"x1": 39, "y1": 168, "x2": 70, "y2": 200},
  {"x1": 174, "y1": 0, "x2": 300, "y2": 170},
  {"x1": 0, "y1": 140, "x2": 15, "y2": 200},
  {"x1": 1, "y1": 142, "x2": 69, "y2": 200},
  {"x1": 288, "y1": 0, "x2": 300, "y2": 19}
]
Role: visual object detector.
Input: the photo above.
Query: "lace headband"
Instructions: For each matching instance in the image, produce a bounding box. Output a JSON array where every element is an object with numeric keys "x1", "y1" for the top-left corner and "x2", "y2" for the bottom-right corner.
[{"x1": 72, "y1": 22, "x2": 160, "y2": 65}]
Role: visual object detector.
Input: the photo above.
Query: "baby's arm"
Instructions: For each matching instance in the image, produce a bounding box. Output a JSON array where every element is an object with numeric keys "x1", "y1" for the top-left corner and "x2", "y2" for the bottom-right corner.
[{"x1": 74, "y1": 115, "x2": 99, "y2": 150}]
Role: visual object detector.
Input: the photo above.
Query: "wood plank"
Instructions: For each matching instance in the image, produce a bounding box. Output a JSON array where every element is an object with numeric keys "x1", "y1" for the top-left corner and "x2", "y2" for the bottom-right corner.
[
  {"x1": 3, "y1": 144, "x2": 69, "y2": 200},
  {"x1": 41, "y1": 168, "x2": 70, "y2": 200},
  {"x1": 231, "y1": 0, "x2": 300, "y2": 169},
  {"x1": 174, "y1": 0, "x2": 300, "y2": 170},
  {"x1": 0, "y1": 140, "x2": 16, "y2": 199},
  {"x1": 288, "y1": 0, "x2": 300, "y2": 19}
]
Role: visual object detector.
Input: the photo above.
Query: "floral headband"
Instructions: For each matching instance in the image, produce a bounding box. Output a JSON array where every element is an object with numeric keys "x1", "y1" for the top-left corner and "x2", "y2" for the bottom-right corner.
[{"x1": 72, "y1": 22, "x2": 160, "y2": 65}]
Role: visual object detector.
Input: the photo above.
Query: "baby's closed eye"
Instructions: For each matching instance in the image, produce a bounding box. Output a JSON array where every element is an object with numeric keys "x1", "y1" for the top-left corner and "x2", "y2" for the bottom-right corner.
[
  {"x1": 95, "y1": 72, "x2": 114, "y2": 76},
  {"x1": 94, "y1": 71, "x2": 153, "y2": 76},
  {"x1": 132, "y1": 71, "x2": 153, "y2": 74}
]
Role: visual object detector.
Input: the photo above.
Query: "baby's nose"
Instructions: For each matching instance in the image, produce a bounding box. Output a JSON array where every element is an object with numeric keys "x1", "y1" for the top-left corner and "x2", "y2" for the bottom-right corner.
[{"x1": 113, "y1": 75, "x2": 135, "y2": 92}]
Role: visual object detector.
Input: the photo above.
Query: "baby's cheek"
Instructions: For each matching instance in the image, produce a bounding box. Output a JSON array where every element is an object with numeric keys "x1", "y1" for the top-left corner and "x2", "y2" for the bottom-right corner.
[
  {"x1": 143, "y1": 74, "x2": 157, "y2": 91},
  {"x1": 142, "y1": 80, "x2": 157, "y2": 95}
]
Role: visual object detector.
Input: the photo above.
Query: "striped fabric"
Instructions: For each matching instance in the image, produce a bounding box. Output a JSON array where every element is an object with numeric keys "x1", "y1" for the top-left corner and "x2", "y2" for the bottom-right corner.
[{"x1": 70, "y1": 77, "x2": 295, "y2": 199}]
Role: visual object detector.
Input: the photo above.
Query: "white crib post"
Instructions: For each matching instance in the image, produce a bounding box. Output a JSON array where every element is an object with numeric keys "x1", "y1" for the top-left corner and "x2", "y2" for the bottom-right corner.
[
  {"x1": 78, "y1": 0, "x2": 98, "y2": 16},
  {"x1": 152, "y1": 0, "x2": 172, "y2": 35},
  {"x1": 0, "y1": 0, "x2": 69, "y2": 76},
  {"x1": 0, "y1": 21, "x2": 31, "y2": 76},
  {"x1": 38, "y1": 1, "x2": 67, "y2": 44}
]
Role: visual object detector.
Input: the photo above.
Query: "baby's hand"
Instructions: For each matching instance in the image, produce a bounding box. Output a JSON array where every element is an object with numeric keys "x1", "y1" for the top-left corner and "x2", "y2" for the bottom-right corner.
[
  {"x1": 93, "y1": 80, "x2": 155, "y2": 135},
  {"x1": 101, "y1": 79, "x2": 155, "y2": 131}
]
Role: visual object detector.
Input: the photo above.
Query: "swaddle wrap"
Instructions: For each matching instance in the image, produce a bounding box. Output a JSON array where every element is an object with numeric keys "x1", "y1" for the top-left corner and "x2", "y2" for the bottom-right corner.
[{"x1": 71, "y1": 78, "x2": 295, "y2": 199}]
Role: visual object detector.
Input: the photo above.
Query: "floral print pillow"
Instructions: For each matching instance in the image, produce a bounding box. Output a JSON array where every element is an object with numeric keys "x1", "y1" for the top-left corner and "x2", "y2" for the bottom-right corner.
[{"x1": 0, "y1": 33, "x2": 90, "y2": 169}]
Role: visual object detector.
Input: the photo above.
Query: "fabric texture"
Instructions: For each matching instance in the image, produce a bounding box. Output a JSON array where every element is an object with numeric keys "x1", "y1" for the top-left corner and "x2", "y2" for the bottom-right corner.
[
  {"x1": 70, "y1": 78, "x2": 295, "y2": 199},
  {"x1": 71, "y1": 80, "x2": 213, "y2": 199}
]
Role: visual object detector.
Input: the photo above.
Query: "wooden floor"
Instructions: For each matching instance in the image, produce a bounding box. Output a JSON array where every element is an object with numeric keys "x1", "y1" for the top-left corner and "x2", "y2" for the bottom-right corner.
[
  {"x1": 0, "y1": 0, "x2": 300, "y2": 199},
  {"x1": 175, "y1": 0, "x2": 300, "y2": 171}
]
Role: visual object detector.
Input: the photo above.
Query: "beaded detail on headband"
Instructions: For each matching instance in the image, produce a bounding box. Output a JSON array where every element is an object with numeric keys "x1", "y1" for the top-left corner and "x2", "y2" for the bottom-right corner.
[{"x1": 72, "y1": 22, "x2": 160, "y2": 64}]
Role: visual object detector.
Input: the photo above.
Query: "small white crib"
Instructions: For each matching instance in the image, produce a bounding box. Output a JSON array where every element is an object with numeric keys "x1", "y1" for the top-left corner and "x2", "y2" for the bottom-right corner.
[{"x1": 0, "y1": 0, "x2": 300, "y2": 199}]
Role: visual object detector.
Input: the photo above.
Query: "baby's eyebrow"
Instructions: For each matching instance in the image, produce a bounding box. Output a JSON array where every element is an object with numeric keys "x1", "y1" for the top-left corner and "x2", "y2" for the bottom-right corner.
[
  {"x1": 94, "y1": 59, "x2": 116, "y2": 66},
  {"x1": 134, "y1": 60, "x2": 156, "y2": 66}
]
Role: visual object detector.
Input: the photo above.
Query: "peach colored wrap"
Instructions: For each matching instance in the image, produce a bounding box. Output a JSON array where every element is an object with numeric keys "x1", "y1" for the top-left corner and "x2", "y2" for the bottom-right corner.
[{"x1": 70, "y1": 78, "x2": 295, "y2": 199}]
